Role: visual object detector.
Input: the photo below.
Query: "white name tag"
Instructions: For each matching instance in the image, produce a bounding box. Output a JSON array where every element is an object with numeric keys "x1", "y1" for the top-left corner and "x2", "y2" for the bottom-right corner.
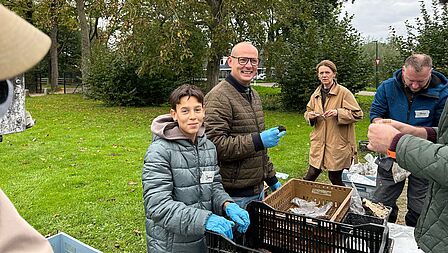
[
  {"x1": 200, "y1": 171, "x2": 214, "y2": 184},
  {"x1": 415, "y1": 110, "x2": 430, "y2": 118}
]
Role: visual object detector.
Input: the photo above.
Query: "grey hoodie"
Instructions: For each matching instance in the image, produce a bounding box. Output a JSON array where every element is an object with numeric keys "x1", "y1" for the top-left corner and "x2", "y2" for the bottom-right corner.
[{"x1": 151, "y1": 114, "x2": 205, "y2": 141}]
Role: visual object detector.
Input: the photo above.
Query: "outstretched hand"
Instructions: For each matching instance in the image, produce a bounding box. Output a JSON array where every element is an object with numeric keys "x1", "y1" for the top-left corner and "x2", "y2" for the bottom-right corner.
[{"x1": 367, "y1": 123, "x2": 400, "y2": 153}]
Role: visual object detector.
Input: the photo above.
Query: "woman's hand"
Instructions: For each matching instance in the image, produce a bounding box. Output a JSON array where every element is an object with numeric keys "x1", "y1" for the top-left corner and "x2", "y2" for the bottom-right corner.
[
  {"x1": 323, "y1": 109, "x2": 337, "y2": 118},
  {"x1": 307, "y1": 111, "x2": 320, "y2": 120}
]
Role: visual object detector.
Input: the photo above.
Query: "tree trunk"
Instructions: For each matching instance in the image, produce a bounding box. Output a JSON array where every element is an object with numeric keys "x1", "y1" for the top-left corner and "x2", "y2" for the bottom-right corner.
[
  {"x1": 76, "y1": 0, "x2": 90, "y2": 88},
  {"x1": 206, "y1": 0, "x2": 223, "y2": 90},
  {"x1": 206, "y1": 55, "x2": 220, "y2": 91},
  {"x1": 49, "y1": 1, "x2": 59, "y2": 92}
]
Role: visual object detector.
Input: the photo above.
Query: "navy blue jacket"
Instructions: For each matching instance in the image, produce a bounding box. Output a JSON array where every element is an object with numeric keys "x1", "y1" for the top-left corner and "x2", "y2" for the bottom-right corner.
[{"x1": 370, "y1": 69, "x2": 448, "y2": 126}]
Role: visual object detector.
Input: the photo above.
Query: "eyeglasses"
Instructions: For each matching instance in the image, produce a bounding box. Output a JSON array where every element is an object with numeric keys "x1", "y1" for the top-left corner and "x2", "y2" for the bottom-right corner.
[{"x1": 230, "y1": 56, "x2": 259, "y2": 66}]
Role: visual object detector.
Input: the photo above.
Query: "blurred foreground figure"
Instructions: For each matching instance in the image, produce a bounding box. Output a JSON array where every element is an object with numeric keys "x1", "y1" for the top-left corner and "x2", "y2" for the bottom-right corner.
[
  {"x1": 368, "y1": 117, "x2": 448, "y2": 252},
  {"x1": 0, "y1": 4, "x2": 53, "y2": 253}
]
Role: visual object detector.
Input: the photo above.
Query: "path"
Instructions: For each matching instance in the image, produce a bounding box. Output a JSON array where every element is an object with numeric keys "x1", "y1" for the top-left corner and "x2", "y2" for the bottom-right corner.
[{"x1": 28, "y1": 87, "x2": 80, "y2": 97}]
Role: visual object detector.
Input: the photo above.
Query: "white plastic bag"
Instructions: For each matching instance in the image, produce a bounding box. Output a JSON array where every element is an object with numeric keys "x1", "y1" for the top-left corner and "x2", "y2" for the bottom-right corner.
[
  {"x1": 349, "y1": 154, "x2": 378, "y2": 176},
  {"x1": 392, "y1": 162, "x2": 410, "y2": 183},
  {"x1": 348, "y1": 181, "x2": 366, "y2": 215}
]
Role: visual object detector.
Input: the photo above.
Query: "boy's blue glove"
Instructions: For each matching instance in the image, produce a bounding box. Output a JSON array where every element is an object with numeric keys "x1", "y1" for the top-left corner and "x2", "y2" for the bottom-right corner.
[
  {"x1": 225, "y1": 203, "x2": 250, "y2": 233},
  {"x1": 205, "y1": 214, "x2": 235, "y2": 239},
  {"x1": 270, "y1": 181, "x2": 282, "y2": 192},
  {"x1": 260, "y1": 127, "x2": 286, "y2": 148}
]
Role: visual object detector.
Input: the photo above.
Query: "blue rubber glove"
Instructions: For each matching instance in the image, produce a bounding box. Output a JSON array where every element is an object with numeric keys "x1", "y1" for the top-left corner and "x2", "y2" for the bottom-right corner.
[
  {"x1": 260, "y1": 127, "x2": 286, "y2": 148},
  {"x1": 205, "y1": 214, "x2": 235, "y2": 239},
  {"x1": 270, "y1": 181, "x2": 282, "y2": 192},
  {"x1": 225, "y1": 203, "x2": 250, "y2": 233}
]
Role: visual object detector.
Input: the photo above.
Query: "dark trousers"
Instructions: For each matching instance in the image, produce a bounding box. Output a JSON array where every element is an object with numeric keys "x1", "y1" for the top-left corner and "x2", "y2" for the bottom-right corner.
[
  {"x1": 373, "y1": 165, "x2": 428, "y2": 227},
  {"x1": 303, "y1": 165, "x2": 344, "y2": 186}
]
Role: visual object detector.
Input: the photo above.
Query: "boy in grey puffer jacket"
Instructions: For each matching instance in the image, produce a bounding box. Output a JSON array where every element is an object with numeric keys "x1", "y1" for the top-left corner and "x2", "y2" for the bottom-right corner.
[{"x1": 142, "y1": 85, "x2": 250, "y2": 253}]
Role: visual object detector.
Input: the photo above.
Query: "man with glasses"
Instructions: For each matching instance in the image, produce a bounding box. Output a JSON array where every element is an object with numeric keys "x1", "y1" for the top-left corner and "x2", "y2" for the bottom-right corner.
[
  {"x1": 204, "y1": 42, "x2": 286, "y2": 209},
  {"x1": 370, "y1": 53, "x2": 448, "y2": 227}
]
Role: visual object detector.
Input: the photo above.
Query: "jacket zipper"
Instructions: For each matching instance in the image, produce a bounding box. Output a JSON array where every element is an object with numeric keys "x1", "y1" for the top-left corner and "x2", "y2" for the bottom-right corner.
[
  {"x1": 407, "y1": 96, "x2": 413, "y2": 123},
  {"x1": 250, "y1": 93, "x2": 267, "y2": 179},
  {"x1": 195, "y1": 143, "x2": 205, "y2": 209}
]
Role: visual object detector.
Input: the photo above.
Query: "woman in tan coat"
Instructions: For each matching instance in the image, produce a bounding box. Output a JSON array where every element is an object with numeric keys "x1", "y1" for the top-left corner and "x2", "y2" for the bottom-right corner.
[{"x1": 303, "y1": 60, "x2": 363, "y2": 185}]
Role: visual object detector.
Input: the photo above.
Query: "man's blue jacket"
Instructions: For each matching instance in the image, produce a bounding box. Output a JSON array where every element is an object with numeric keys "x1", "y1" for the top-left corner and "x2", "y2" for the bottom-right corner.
[{"x1": 370, "y1": 69, "x2": 448, "y2": 126}]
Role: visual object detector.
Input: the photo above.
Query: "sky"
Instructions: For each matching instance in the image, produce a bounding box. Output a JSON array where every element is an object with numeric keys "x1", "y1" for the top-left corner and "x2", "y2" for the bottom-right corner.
[{"x1": 340, "y1": 0, "x2": 435, "y2": 42}]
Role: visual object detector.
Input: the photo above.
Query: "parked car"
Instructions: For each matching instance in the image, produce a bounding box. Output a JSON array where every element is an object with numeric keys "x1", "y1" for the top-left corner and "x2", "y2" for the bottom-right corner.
[{"x1": 256, "y1": 73, "x2": 266, "y2": 80}]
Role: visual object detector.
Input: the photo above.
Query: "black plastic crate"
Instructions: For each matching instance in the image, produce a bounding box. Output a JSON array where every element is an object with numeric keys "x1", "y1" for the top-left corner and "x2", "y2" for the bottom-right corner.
[
  {"x1": 206, "y1": 231, "x2": 263, "y2": 253},
  {"x1": 247, "y1": 201, "x2": 390, "y2": 253},
  {"x1": 206, "y1": 201, "x2": 391, "y2": 252}
]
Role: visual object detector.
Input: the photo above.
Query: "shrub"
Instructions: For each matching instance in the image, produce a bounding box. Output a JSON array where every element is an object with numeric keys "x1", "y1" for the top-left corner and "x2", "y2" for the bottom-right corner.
[
  {"x1": 253, "y1": 86, "x2": 283, "y2": 111},
  {"x1": 86, "y1": 46, "x2": 180, "y2": 106}
]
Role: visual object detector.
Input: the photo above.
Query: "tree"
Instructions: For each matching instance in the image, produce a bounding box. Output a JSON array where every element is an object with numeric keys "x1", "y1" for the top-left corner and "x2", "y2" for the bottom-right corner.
[
  {"x1": 49, "y1": 0, "x2": 59, "y2": 92},
  {"x1": 276, "y1": 0, "x2": 369, "y2": 111},
  {"x1": 390, "y1": 0, "x2": 448, "y2": 74},
  {"x1": 361, "y1": 41, "x2": 403, "y2": 88},
  {"x1": 76, "y1": 0, "x2": 90, "y2": 87}
]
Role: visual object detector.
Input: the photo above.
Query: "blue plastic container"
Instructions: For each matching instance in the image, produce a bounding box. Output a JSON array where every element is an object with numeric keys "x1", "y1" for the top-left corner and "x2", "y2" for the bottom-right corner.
[{"x1": 47, "y1": 232, "x2": 102, "y2": 253}]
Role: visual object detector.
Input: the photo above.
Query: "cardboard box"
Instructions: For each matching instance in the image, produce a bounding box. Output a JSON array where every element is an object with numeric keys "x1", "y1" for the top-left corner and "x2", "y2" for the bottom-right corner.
[{"x1": 263, "y1": 179, "x2": 352, "y2": 222}]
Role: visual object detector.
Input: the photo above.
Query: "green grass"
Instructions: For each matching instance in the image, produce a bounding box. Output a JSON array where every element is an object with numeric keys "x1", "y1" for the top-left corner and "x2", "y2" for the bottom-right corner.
[
  {"x1": 0, "y1": 93, "x2": 374, "y2": 252},
  {"x1": 252, "y1": 85, "x2": 281, "y2": 95},
  {"x1": 364, "y1": 86, "x2": 377, "y2": 92}
]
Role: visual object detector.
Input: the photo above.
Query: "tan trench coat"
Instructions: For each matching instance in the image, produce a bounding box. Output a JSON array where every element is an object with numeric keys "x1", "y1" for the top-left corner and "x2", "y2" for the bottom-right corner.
[
  {"x1": 304, "y1": 83, "x2": 363, "y2": 171},
  {"x1": 0, "y1": 189, "x2": 53, "y2": 253}
]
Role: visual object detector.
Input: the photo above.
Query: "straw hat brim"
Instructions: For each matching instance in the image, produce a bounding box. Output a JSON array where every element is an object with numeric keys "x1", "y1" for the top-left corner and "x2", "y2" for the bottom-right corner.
[{"x1": 0, "y1": 4, "x2": 51, "y2": 80}]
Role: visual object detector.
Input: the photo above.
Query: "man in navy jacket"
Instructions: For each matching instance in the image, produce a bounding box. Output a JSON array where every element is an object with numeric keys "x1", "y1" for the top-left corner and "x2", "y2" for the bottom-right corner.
[{"x1": 370, "y1": 53, "x2": 448, "y2": 227}]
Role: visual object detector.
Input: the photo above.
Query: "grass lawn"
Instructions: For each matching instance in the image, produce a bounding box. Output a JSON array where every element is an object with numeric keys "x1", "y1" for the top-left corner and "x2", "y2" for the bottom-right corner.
[{"x1": 0, "y1": 93, "x2": 373, "y2": 252}]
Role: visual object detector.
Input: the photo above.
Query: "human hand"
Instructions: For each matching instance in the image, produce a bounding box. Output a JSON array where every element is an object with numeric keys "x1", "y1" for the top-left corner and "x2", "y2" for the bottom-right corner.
[
  {"x1": 260, "y1": 127, "x2": 287, "y2": 148},
  {"x1": 308, "y1": 111, "x2": 320, "y2": 120},
  {"x1": 270, "y1": 181, "x2": 282, "y2": 192},
  {"x1": 367, "y1": 123, "x2": 400, "y2": 153},
  {"x1": 376, "y1": 119, "x2": 410, "y2": 133},
  {"x1": 323, "y1": 109, "x2": 337, "y2": 118},
  {"x1": 205, "y1": 214, "x2": 235, "y2": 239},
  {"x1": 225, "y1": 203, "x2": 250, "y2": 233}
]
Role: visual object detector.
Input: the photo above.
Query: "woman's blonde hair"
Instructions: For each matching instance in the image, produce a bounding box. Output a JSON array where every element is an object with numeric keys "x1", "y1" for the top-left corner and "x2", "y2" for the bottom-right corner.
[{"x1": 316, "y1": 60, "x2": 337, "y2": 74}]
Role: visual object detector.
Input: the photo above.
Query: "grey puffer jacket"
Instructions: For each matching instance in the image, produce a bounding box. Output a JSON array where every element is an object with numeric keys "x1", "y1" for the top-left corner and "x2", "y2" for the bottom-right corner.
[
  {"x1": 142, "y1": 114, "x2": 232, "y2": 253},
  {"x1": 396, "y1": 101, "x2": 448, "y2": 253}
]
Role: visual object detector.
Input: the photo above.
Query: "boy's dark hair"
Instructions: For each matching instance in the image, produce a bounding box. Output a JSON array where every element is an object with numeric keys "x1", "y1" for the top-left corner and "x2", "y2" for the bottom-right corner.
[{"x1": 169, "y1": 84, "x2": 204, "y2": 110}]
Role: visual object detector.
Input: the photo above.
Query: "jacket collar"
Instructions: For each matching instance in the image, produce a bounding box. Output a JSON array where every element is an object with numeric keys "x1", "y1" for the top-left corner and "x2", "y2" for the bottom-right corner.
[
  {"x1": 226, "y1": 74, "x2": 251, "y2": 93},
  {"x1": 151, "y1": 114, "x2": 206, "y2": 144},
  {"x1": 312, "y1": 82, "x2": 340, "y2": 98},
  {"x1": 226, "y1": 74, "x2": 253, "y2": 101}
]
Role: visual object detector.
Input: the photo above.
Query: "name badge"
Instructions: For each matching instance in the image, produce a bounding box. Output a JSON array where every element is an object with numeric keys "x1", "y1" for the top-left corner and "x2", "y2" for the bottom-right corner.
[
  {"x1": 200, "y1": 171, "x2": 214, "y2": 184},
  {"x1": 415, "y1": 110, "x2": 430, "y2": 118}
]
